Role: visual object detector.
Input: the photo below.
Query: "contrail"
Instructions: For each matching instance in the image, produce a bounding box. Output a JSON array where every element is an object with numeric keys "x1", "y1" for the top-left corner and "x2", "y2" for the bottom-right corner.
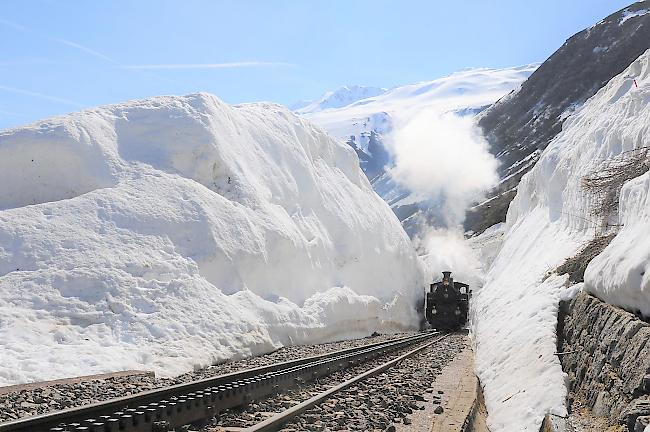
[
  {"x1": 123, "y1": 61, "x2": 295, "y2": 70},
  {"x1": 53, "y1": 38, "x2": 117, "y2": 63},
  {"x1": 0, "y1": 85, "x2": 82, "y2": 107},
  {"x1": 0, "y1": 18, "x2": 29, "y2": 31}
]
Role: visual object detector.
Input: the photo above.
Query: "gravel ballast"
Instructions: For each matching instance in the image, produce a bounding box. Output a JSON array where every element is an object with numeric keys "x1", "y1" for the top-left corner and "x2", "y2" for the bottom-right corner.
[
  {"x1": 207, "y1": 332, "x2": 468, "y2": 432},
  {"x1": 0, "y1": 332, "x2": 417, "y2": 423}
]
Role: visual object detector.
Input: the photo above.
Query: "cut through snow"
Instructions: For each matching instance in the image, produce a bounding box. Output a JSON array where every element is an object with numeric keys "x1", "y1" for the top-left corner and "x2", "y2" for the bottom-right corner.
[
  {"x1": 473, "y1": 49, "x2": 650, "y2": 431},
  {"x1": 0, "y1": 93, "x2": 424, "y2": 386}
]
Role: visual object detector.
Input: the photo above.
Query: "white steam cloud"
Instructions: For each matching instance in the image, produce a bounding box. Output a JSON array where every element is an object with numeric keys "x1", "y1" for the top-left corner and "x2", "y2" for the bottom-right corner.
[
  {"x1": 419, "y1": 229, "x2": 485, "y2": 289},
  {"x1": 389, "y1": 109, "x2": 498, "y2": 227},
  {"x1": 388, "y1": 106, "x2": 500, "y2": 287}
]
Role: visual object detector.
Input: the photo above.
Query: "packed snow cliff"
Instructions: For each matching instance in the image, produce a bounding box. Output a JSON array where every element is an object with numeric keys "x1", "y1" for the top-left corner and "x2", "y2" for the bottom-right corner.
[
  {"x1": 0, "y1": 93, "x2": 424, "y2": 386},
  {"x1": 472, "y1": 49, "x2": 650, "y2": 431}
]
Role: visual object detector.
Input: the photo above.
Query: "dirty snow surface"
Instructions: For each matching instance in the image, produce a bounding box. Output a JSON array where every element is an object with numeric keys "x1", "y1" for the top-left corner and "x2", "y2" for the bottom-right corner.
[
  {"x1": 473, "y1": 49, "x2": 650, "y2": 431},
  {"x1": 0, "y1": 93, "x2": 424, "y2": 386}
]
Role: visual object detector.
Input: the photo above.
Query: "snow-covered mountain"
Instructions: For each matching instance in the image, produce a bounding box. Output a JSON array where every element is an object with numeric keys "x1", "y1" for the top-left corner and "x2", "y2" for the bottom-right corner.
[
  {"x1": 296, "y1": 66, "x2": 537, "y2": 236},
  {"x1": 293, "y1": 85, "x2": 386, "y2": 114},
  {"x1": 0, "y1": 93, "x2": 423, "y2": 385},
  {"x1": 468, "y1": 1, "x2": 650, "y2": 234},
  {"x1": 287, "y1": 99, "x2": 314, "y2": 111},
  {"x1": 472, "y1": 47, "x2": 650, "y2": 432}
]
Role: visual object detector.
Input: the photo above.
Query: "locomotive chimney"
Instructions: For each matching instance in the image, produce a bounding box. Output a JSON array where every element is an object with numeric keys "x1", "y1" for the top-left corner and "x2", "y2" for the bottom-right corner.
[{"x1": 442, "y1": 271, "x2": 451, "y2": 279}]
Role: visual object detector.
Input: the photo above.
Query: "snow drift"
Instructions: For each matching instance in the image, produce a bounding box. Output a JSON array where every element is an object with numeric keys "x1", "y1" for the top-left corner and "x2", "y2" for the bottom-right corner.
[
  {"x1": 0, "y1": 93, "x2": 423, "y2": 386},
  {"x1": 473, "y1": 49, "x2": 650, "y2": 431}
]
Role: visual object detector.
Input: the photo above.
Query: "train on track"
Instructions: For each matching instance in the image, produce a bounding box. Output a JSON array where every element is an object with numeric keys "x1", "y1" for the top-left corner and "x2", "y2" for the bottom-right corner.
[{"x1": 424, "y1": 271, "x2": 470, "y2": 331}]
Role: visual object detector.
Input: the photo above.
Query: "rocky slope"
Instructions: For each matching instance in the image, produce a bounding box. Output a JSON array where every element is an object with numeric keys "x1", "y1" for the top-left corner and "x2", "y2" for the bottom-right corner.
[{"x1": 468, "y1": 1, "x2": 650, "y2": 234}]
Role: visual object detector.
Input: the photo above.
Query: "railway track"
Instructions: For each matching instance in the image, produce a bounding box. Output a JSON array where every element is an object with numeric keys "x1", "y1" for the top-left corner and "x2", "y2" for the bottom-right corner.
[
  {"x1": 0, "y1": 332, "x2": 443, "y2": 432},
  {"x1": 233, "y1": 333, "x2": 449, "y2": 432}
]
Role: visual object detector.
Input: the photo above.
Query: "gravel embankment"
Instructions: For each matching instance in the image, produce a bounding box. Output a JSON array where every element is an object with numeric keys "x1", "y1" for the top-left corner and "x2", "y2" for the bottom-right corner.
[
  {"x1": 207, "y1": 333, "x2": 467, "y2": 432},
  {"x1": 0, "y1": 332, "x2": 417, "y2": 423}
]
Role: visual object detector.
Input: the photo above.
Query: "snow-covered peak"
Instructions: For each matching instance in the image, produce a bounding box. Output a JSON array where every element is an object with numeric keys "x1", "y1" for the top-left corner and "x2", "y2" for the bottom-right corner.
[
  {"x1": 369, "y1": 64, "x2": 538, "y2": 111},
  {"x1": 294, "y1": 85, "x2": 387, "y2": 114},
  {"x1": 287, "y1": 98, "x2": 314, "y2": 111},
  {"x1": 300, "y1": 65, "x2": 537, "y2": 146}
]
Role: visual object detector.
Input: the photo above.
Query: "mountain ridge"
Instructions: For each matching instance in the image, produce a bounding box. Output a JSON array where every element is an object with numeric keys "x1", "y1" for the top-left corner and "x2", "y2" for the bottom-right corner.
[
  {"x1": 468, "y1": 0, "x2": 650, "y2": 234},
  {"x1": 294, "y1": 85, "x2": 387, "y2": 114}
]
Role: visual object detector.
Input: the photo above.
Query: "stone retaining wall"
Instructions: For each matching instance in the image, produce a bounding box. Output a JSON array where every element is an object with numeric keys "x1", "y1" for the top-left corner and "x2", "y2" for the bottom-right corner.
[{"x1": 558, "y1": 291, "x2": 650, "y2": 431}]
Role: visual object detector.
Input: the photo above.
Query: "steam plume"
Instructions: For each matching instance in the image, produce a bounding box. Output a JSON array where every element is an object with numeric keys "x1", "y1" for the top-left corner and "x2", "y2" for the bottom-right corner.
[{"x1": 389, "y1": 109, "x2": 498, "y2": 227}]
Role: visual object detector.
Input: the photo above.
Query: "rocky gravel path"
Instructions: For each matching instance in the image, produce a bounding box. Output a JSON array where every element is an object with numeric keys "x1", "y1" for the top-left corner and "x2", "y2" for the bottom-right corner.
[
  {"x1": 206, "y1": 332, "x2": 467, "y2": 432},
  {"x1": 0, "y1": 332, "x2": 415, "y2": 423}
]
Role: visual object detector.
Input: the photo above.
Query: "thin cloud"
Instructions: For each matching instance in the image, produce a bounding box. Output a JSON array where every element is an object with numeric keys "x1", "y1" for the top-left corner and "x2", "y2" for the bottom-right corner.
[
  {"x1": 53, "y1": 38, "x2": 176, "y2": 83},
  {"x1": 0, "y1": 18, "x2": 178, "y2": 107},
  {"x1": 123, "y1": 61, "x2": 295, "y2": 70},
  {"x1": 0, "y1": 85, "x2": 82, "y2": 107},
  {"x1": 0, "y1": 59, "x2": 65, "y2": 67},
  {"x1": 0, "y1": 17, "x2": 116, "y2": 64},
  {"x1": 53, "y1": 38, "x2": 116, "y2": 63},
  {"x1": 0, "y1": 18, "x2": 28, "y2": 31}
]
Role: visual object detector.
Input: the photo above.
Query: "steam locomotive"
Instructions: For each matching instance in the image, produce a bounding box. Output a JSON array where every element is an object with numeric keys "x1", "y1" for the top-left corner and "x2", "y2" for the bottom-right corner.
[{"x1": 424, "y1": 271, "x2": 470, "y2": 331}]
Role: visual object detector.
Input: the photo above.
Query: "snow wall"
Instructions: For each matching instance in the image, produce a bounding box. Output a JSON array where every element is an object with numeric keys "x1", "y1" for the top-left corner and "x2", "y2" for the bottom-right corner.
[
  {"x1": 473, "y1": 49, "x2": 650, "y2": 431},
  {"x1": 0, "y1": 93, "x2": 424, "y2": 386}
]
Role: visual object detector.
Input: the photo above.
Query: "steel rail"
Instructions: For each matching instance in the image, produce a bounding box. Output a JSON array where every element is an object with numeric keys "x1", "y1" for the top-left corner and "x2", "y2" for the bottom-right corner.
[
  {"x1": 0, "y1": 332, "x2": 438, "y2": 432},
  {"x1": 243, "y1": 333, "x2": 450, "y2": 432}
]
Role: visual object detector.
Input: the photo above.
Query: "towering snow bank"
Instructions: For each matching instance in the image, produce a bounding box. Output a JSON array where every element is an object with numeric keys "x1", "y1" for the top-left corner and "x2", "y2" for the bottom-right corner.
[
  {"x1": 584, "y1": 141, "x2": 650, "y2": 310},
  {"x1": 579, "y1": 51, "x2": 650, "y2": 317},
  {"x1": 474, "y1": 50, "x2": 650, "y2": 431},
  {"x1": 0, "y1": 93, "x2": 423, "y2": 386}
]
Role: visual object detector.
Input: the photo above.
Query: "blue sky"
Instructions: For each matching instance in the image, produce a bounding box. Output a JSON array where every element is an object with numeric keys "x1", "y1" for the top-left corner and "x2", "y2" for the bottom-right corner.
[{"x1": 0, "y1": 0, "x2": 633, "y2": 129}]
